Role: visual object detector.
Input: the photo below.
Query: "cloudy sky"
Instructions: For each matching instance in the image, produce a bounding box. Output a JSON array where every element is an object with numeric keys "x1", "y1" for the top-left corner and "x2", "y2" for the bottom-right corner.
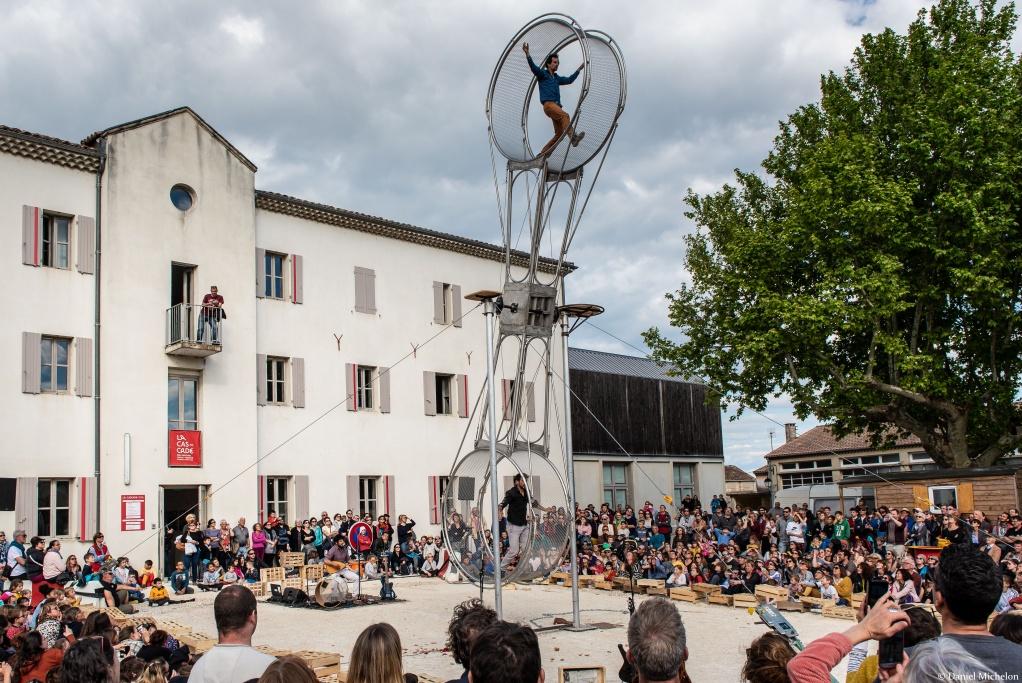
[{"x1": 2, "y1": 0, "x2": 936, "y2": 472}]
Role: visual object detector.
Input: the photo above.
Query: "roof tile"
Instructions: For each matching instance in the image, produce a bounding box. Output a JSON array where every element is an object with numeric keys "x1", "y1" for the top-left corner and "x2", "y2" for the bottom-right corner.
[{"x1": 765, "y1": 424, "x2": 921, "y2": 459}]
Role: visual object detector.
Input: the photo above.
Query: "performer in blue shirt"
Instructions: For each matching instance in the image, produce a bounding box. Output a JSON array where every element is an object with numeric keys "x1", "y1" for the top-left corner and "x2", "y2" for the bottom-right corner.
[{"x1": 523, "y1": 42, "x2": 585, "y2": 157}]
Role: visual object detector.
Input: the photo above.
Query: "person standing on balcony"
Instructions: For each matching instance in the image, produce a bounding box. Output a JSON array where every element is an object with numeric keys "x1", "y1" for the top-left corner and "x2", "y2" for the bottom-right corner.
[{"x1": 198, "y1": 285, "x2": 225, "y2": 344}]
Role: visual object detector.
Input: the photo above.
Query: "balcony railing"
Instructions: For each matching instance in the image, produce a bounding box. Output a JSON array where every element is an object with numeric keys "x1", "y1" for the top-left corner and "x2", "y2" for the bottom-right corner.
[{"x1": 166, "y1": 303, "x2": 223, "y2": 357}]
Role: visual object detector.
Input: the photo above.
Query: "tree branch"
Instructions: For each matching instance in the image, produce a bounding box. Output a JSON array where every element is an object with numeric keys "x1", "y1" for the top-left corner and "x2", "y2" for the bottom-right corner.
[{"x1": 862, "y1": 378, "x2": 959, "y2": 417}]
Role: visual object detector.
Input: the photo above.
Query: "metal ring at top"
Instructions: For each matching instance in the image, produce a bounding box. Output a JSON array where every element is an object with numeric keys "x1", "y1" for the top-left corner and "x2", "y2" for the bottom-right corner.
[{"x1": 486, "y1": 15, "x2": 626, "y2": 175}]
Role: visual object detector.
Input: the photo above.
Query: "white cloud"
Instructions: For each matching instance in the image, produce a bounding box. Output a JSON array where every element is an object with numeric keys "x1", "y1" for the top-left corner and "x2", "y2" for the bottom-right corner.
[{"x1": 219, "y1": 14, "x2": 265, "y2": 47}]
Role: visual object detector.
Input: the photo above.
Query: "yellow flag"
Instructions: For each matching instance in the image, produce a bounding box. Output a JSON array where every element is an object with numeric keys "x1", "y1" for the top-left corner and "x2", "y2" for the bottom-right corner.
[{"x1": 663, "y1": 495, "x2": 673, "y2": 505}]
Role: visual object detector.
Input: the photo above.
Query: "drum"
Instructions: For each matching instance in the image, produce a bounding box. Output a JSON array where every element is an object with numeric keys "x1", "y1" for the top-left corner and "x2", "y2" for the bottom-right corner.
[{"x1": 315, "y1": 576, "x2": 350, "y2": 607}]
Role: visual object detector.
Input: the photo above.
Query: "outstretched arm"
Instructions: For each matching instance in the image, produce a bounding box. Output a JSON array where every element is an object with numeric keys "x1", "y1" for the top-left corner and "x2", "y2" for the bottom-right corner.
[
  {"x1": 523, "y1": 42, "x2": 543, "y2": 78},
  {"x1": 559, "y1": 64, "x2": 584, "y2": 85}
]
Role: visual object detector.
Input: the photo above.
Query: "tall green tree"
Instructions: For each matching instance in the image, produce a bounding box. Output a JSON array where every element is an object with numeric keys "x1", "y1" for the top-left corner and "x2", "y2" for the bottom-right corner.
[{"x1": 644, "y1": 0, "x2": 1022, "y2": 469}]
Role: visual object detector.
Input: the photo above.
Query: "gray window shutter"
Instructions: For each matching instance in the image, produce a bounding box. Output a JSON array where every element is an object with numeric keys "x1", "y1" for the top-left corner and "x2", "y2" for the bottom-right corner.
[
  {"x1": 291, "y1": 254, "x2": 303, "y2": 304},
  {"x1": 15, "y1": 477, "x2": 39, "y2": 537},
  {"x1": 346, "y1": 476, "x2": 359, "y2": 514},
  {"x1": 345, "y1": 363, "x2": 357, "y2": 411},
  {"x1": 256, "y1": 354, "x2": 268, "y2": 406},
  {"x1": 292, "y1": 357, "x2": 305, "y2": 408},
  {"x1": 457, "y1": 374, "x2": 469, "y2": 418},
  {"x1": 452, "y1": 285, "x2": 463, "y2": 327},
  {"x1": 526, "y1": 381, "x2": 536, "y2": 422},
  {"x1": 423, "y1": 371, "x2": 436, "y2": 416},
  {"x1": 355, "y1": 267, "x2": 377, "y2": 313},
  {"x1": 22, "y1": 206, "x2": 41, "y2": 266},
  {"x1": 22, "y1": 332, "x2": 41, "y2": 394},
  {"x1": 75, "y1": 337, "x2": 93, "y2": 397},
  {"x1": 433, "y1": 281, "x2": 445, "y2": 323},
  {"x1": 384, "y1": 475, "x2": 396, "y2": 516},
  {"x1": 78, "y1": 477, "x2": 98, "y2": 541},
  {"x1": 379, "y1": 367, "x2": 391, "y2": 413},
  {"x1": 256, "y1": 248, "x2": 266, "y2": 298},
  {"x1": 76, "y1": 216, "x2": 96, "y2": 274},
  {"x1": 294, "y1": 475, "x2": 310, "y2": 520}
]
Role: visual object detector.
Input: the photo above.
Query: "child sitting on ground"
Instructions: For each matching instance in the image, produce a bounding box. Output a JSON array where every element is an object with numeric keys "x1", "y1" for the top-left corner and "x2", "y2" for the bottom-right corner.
[
  {"x1": 198, "y1": 559, "x2": 224, "y2": 591},
  {"x1": 148, "y1": 578, "x2": 170, "y2": 606},
  {"x1": 138, "y1": 560, "x2": 156, "y2": 588},
  {"x1": 364, "y1": 555, "x2": 380, "y2": 580},
  {"x1": 169, "y1": 561, "x2": 193, "y2": 595},
  {"x1": 419, "y1": 550, "x2": 439, "y2": 577},
  {"x1": 221, "y1": 559, "x2": 240, "y2": 585}
]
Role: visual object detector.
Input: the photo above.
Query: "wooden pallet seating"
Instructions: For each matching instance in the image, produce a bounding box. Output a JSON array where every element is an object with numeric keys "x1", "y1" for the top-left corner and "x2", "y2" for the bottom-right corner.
[
  {"x1": 280, "y1": 552, "x2": 306, "y2": 569},
  {"x1": 822, "y1": 604, "x2": 857, "y2": 620},
  {"x1": 733, "y1": 593, "x2": 758, "y2": 608},
  {"x1": 260, "y1": 567, "x2": 285, "y2": 583},
  {"x1": 692, "y1": 583, "x2": 722, "y2": 597},
  {"x1": 707, "y1": 593, "x2": 733, "y2": 606},
  {"x1": 646, "y1": 585, "x2": 668, "y2": 596},
  {"x1": 669, "y1": 587, "x2": 697, "y2": 602},
  {"x1": 754, "y1": 585, "x2": 789, "y2": 603}
]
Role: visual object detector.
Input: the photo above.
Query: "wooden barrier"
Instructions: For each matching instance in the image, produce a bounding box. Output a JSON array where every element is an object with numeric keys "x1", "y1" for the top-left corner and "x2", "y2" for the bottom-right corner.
[
  {"x1": 280, "y1": 552, "x2": 306, "y2": 569},
  {"x1": 260, "y1": 567, "x2": 285, "y2": 583},
  {"x1": 670, "y1": 587, "x2": 697, "y2": 602}
]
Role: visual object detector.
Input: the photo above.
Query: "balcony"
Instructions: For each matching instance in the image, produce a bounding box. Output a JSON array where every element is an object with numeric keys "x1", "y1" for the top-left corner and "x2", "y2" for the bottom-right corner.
[{"x1": 166, "y1": 303, "x2": 223, "y2": 358}]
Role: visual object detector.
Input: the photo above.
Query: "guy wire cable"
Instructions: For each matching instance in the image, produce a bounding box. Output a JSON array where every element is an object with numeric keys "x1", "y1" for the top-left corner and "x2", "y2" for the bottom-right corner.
[{"x1": 120, "y1": 302, "x2": 483, "y2": 558}]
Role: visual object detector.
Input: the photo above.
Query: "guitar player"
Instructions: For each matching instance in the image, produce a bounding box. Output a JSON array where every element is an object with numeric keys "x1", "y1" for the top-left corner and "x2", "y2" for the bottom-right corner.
[{"x1": 324, "y1": 536, "x2": 361, "y2": 592}]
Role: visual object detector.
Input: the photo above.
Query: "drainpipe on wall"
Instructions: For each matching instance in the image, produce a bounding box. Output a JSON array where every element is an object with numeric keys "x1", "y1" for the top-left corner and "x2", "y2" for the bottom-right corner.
[{"x1": 93, "y1": 138, "x2": 106, "y2": 534}]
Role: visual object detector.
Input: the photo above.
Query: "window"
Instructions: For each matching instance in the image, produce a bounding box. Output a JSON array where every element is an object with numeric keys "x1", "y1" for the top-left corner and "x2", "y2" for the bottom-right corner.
[
  {"x1": 355, "y1": 267, "x2": 377, "y2": 314},
  {"x1": 266, "y1": 477, "x2": 289, "y2": 522},
  {"x1": 673, "y1": 464, "x2": 696, "y2": 502},
  {"x1": 780, "y1": 459, "x2": 832, "y2": 471},
  {"x1": 780, "y1": 471, "x2": 833, "y2": 489},
  {"x1": 359, "y1": 477, "x2": 378, "y2": 518},
  {"x1": 909, "y1": 452, "x2": 938, "y2": 472},
  {"x1": 441, "y1": 283, "x2": 452, "y2": 323},
  {"x1": 40, "y1": 336, "x2": 70, "y2": 392},
  {"x1": 435, "y1": 374, "x2": 453, "y2": 415},
  {"x1": 929, "y1": 485, "x2": 957, "y2": 509},
  {"x1": 357, "y1": 366, "x2": 375, "y2": 410},
  {"x1": 264, "y1": 252, "x2": 285, "y2": 299},
  {"x1": 266, "y1": 357, "x2": 286, "y2": 404},
  {"x1": 38, "y1": 479, "x2": 70, "y2": 537},
  {"x1": 0, "y1": 478, "x2": 15, "y2": 512},
  {"x1": 41, "y1": 214, "x2": 70, "y2": 269},
  {"x1": 603, "y1": 463, "x2": 629, "y2": 509},
  {"x1": 168, "y1": 376, "x2": 199, "y2": 430},
  {"x1": 169, "y1": 184, "x2": 195, "y2": 212}
]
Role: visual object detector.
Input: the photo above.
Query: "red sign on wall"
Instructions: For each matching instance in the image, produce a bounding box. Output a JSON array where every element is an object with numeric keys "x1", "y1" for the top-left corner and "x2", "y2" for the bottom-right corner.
[
  {"x1": 121, "y1": 494, "x2": 145, "y2": 532},
  {"x1": 168, "y1": 429, "x2": 202, "y2": 467}
]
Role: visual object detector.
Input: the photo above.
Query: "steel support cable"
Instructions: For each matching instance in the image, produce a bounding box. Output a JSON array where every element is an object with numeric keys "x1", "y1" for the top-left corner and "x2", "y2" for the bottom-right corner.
[{"x1": 120, "y1": 303, "x2": 484, "y2": 558}]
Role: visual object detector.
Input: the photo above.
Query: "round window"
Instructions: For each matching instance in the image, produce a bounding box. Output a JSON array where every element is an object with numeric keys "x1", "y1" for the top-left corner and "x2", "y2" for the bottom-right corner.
[{"x1": 170, "y1": 184, "x2": 195, "y2": 211}]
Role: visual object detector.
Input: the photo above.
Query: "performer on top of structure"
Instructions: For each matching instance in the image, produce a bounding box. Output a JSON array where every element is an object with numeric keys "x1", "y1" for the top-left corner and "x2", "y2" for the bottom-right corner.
[
  {"x1": 498, "y1": 474, "x2": 555, "y2": 569},
  {"x1": 523, "y1": 42, "x2": 585, "y2": 156}
]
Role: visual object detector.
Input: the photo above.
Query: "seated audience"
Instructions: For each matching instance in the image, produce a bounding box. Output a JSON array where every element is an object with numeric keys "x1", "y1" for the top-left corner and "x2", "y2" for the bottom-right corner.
[
  {"x1": 347, "y1": 622, "x2": 418, "y2": 683},
  {"x1": 187, "y1": 585, "x2": 275, "y2": 682}
]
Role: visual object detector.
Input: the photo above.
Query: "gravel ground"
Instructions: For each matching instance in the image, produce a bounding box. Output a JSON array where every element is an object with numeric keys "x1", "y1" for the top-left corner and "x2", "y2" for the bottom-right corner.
[{"x1": 137, "y1": 578, "x2": 849, "y2": 681}]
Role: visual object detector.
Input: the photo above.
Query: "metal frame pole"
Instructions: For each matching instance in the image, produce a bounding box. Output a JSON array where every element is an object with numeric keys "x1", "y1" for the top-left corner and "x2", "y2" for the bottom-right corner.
[
  {"x1": 560, "y1": 314, "x2": 582, "y2": 629},
  {"x1": 484, "y1": 300, "x2": 503, "y2": 618}
]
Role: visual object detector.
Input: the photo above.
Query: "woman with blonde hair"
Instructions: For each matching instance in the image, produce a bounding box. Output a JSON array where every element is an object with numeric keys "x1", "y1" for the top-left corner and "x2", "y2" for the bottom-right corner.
[
  {"x1": 347, "y1": 622, "x2": 418, "y2": 683},
  {"x1": 258, "y1": 655, "x2": 319, "y2": 683}
]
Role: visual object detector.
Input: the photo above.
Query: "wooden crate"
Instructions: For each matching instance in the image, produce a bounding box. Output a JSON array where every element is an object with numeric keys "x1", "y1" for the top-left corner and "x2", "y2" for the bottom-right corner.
[
  {"x1": 670, "y1": 588, "x2": 697, "y2": 602},
  {"x1": 822, "y1": 605, "x2": 857, "y2": 621},
  {"x1": 799, "y1": 596, "x2": 836, "y2": 608},
  {"x1": 280, "y1": 552, "x2": 306, "y2": 569},
  {"x1": 576, "y1": 575, "x2": 599, "y2": 587},
  {"x1": 646, "y1": 585, "x2": 668, "y2": 596},
  {"x1": 282, "y1": 577, "x2": 303, "y2": 590},
  {"x1": 755, "y1": 585, "x2": 789, "y2": 602},
  {"x1": 260, "y1": 567, "x2": 285, "y2": 583},
  {"x1": 593, "y1": 580, "x2": 614, "y2": 590},
  {"x1": 637, "y1": 579, "x2": 663, "y2": 589},
  {"x1": 707, "y1": 593, "x2": 733, "y2": 606},
  {"x1": 692, "y1": 583, "x2": 722, "y2": 596},
  {"x1": 302, "y1": 565, "x2": 324, "y2": 582},
  {"x1": 550, "y1": 571, "x2": 572, "y2": 587},
  {"x1": 245, "y1": 582, "x2": 267, "y2": 597},
  {"x1": 733, "y1": 594, "x2": 758, "y2": 608}
]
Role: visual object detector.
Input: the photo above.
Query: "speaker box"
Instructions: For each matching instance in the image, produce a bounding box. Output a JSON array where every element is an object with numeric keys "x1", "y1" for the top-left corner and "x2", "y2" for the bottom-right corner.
[
  {"x1": 269, "y1": 584, "x2": 284, "y2": 602},
  {"x1": 281, "y1": 587, "x2": 308, "y2": 606},
  {"x1": 457, "y1": 477, "x2": 476, "y2": 501}
]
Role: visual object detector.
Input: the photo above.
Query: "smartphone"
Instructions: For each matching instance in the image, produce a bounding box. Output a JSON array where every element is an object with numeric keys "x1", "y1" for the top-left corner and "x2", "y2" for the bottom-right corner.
[
  {"x1": 867, "y1": 578, "x2": 889, "y2": 610},
  {"x1": 878, "y1": 631, "x2": 904, "y2": 669}
]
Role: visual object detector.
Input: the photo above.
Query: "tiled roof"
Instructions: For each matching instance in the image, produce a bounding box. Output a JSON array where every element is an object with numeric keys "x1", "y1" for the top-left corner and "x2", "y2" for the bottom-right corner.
[
  {"x1": 725, "y1": 465, "x2": 756, "y2": 482},
  {"x1": 752, "y1": 464, "x2": 768, "y2": 475},
  {"x1": 0, "y1": 125, "x2": 98, "y2": 173},
  {"x1": 256, "y1": 190, "x2": 571, "y2": 275},
  {"x1": 568, "y1": 347, "x2": 700, "y2": 383},
  {"x1": 765, "y1": 424, "x2": 921, "y2": 460},
  {"x1": 82, "y1": 106, "x2": 257, "y2": 171}
]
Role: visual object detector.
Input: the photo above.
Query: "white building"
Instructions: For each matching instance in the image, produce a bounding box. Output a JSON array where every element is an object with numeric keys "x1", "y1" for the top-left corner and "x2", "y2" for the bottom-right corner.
[{"x1": 1, "y1": 107, "x2": 562, "y2": 569}]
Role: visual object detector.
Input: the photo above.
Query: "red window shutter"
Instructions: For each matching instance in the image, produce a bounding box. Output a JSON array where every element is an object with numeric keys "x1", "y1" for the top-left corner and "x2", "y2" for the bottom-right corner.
[{"x1": 428, "y1": 476, "x2": 440, "y2": 524}]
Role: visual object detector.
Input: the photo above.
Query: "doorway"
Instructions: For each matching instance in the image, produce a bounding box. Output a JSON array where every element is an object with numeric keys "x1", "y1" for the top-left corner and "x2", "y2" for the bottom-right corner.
[
  {"x1": 160, "y1": 485, "x2": 202, "y2": 576},
  {"x1": 169, "y1": 263, "x2": 196, "y2": 343}
]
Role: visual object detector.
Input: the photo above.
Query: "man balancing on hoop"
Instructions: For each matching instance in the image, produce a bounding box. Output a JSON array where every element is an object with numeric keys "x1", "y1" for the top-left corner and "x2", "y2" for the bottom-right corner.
[
  {"x1": 523, "y1": 43, "x2": 585, "y2": 157},
  {"x1": 498, "y1": 473, "x2": 556, "y2": 569}
]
